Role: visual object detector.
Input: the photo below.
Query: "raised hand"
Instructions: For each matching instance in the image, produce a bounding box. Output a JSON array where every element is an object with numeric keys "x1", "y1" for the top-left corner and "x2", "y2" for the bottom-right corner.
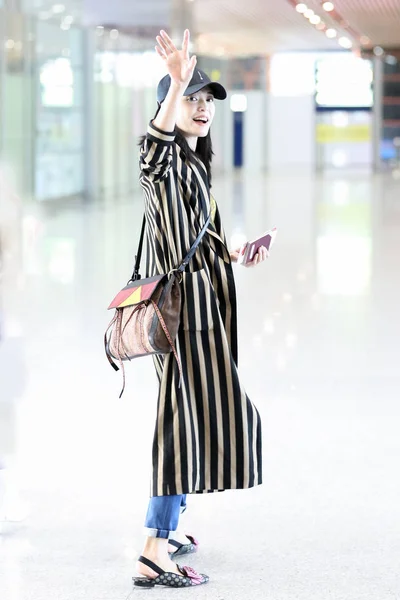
[{"x1": 155, "y1": 29, "x2": 197, "y2": 88}]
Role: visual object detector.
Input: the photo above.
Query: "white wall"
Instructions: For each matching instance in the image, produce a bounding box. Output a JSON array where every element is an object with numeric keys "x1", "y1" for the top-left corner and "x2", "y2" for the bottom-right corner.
[
  {"x1": 213, "y1": 92, "x2": 316, "y2": 173},
  {"x1": 266, "y1": 94, "x2": 316, "y2": 171},
  {"x1": 211, "y1": 92, "x2": 233, "y2": 172},
  {"x1": 212, "y1": 91, "x2": 267, "y2": 172},
  {"x1": 244, "y1": 91, "x2": 267, "y2": 171}
]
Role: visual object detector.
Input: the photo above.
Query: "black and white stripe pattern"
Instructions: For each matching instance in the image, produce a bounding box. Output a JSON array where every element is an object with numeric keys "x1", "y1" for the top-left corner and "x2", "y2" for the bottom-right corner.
[{"x1": 140, "y1": 122, "x2": 262, "y2": 496}]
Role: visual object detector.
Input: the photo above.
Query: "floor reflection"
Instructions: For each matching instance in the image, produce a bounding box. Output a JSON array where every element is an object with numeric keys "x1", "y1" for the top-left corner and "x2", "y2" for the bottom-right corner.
[{"x1": 1, "y1": 170, "x2": 400, "y2": 600}]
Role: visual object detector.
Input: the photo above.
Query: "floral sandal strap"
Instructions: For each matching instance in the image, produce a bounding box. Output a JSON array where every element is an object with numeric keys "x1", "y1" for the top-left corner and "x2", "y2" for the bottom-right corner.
[
  {"x1": 133, "y1": 556, "x2": 209, "y2": 588},
  {"x1": 178, "y1": 565, "x2": 207, "y2": 585}
]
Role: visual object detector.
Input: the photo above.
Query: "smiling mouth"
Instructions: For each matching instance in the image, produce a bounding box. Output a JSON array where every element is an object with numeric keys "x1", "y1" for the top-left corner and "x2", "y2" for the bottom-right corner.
[{"x1": 193, "y1": 118, "x2": 209, "y2": 124}]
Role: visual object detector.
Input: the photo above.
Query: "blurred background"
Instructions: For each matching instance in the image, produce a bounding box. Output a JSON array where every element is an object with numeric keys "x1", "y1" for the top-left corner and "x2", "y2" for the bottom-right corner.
[
  {"x1": 1, "y1": 1, "x2": 400, "y2": 599},
  {"x1": 0, "y1": 0, "x2": 399, "y2": 201}
]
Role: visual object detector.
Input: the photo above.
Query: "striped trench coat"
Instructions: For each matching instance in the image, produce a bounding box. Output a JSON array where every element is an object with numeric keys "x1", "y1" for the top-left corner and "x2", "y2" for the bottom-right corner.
[{"x1": 140, "y1": 122, "x2": 262, "y2": 497}]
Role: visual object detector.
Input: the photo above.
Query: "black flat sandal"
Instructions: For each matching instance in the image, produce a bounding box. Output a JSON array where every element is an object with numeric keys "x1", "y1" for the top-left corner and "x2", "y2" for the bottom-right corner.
[
  {"x1": 168, "y1": 535, "x2": 199, "y2": 559},
  {"x1": 133, "y1": 555, "x2": 209, "y2": 588}
]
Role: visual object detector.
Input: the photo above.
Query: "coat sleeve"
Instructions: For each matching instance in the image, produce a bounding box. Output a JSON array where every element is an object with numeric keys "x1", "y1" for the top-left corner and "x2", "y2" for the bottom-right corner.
[{"x1": 139, "y1": 121, "x2": 176, "y2": 182}]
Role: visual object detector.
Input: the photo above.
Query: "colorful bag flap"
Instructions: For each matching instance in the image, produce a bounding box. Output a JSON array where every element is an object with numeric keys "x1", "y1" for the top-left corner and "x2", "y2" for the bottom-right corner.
[{"x1": 108, "y1": 275, "x2": 165, "y2": 310}]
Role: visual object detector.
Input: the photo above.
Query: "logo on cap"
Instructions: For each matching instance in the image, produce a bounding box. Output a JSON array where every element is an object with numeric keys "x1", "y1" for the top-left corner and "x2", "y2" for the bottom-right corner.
[{"x1": 198, "y1": 71, "x2": 204, "y2": 81}]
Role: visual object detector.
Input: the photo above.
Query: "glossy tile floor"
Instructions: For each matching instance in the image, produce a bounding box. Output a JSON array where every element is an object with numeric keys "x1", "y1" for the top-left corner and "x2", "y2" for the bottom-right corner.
[{"x1": 1, "y1": 169, "x2": 400, "y2": 599}]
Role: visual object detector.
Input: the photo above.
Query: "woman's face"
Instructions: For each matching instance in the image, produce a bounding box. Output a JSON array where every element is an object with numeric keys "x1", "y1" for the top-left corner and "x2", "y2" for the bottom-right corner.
[{"x1": 176, "y1": 87, "x2": 216, "y2": 143}]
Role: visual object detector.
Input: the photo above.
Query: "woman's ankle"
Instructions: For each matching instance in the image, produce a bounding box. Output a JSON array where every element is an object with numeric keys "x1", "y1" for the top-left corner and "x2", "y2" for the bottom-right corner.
[
  {"x1": 142, "y1": 536, "x2": 169, "y2": 558},
  {"x1": 137, "y1": 540, "x2": 180, "y2": 578}
]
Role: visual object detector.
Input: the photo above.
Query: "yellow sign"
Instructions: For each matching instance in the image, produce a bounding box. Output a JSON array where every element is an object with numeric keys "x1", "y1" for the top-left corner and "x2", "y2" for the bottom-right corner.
[{"x1": 316, "y1": 124, "x2": 371, "y2": 143}]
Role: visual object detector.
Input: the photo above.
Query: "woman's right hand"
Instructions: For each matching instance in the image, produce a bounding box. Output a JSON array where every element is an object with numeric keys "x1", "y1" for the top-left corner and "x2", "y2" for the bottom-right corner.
[{"x1": 155, "y1": 29, "x2": 197, "y2": 88}]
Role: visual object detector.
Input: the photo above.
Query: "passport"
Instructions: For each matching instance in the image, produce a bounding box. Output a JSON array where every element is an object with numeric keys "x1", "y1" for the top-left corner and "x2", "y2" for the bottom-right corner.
[{"x1": 237, "y1": 227, "x2": 277, "y2": 265}]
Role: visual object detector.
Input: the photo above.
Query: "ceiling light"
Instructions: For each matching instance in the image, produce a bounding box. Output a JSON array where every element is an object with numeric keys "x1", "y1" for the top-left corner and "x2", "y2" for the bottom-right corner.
[
  {"x1": 325, "y1": 28, "x2": 337, "y2": 38},
  {"x1": 310, "y1": 15, "x2": 321, "y2": 24},
  {"x1": 52, "y1": 3, "x2": 65, "y2": 13},
  {"x1": 60, "y1": 22, "x2": 70, "y2": 30},
  {"x1": 295, "y1": 3, "x2": 308, "y2": 12},
  {"x1": 304, "y1": 8, "x2": 314, "y2": 18},
  {"x1": 63, "y1": 15, "x2": 74, "y2": 25},
  {"x1": 322, "y1": 1, "x2": 334, "y2": 11},
  {"x1": 332, "y1": 112, "x2": 349, "y2": 128},
  {"x1": 338, "y1": 36, "x2": 352, "y2": 49},
  {"x1": 5, "y1": 39, "x2": 15, "y2": 49},
  {"x1": 373, "y1": 46, "x2": 384, "y2": 56},
  {"x1": 360, "y1": 35, "x2": 371, "y2": 46},
  {"x1": 110, "y1": 29, "x2": 119, "y2": 39},
  {"x1": 230, "y1": 94, "x2": 248, "y2": 113},
  {"x1": 286, "y1": 333, "x2": 298, "y2": 349},
  {"x1": 316, "y1": 21, "x2": 326, "y2": 30}
]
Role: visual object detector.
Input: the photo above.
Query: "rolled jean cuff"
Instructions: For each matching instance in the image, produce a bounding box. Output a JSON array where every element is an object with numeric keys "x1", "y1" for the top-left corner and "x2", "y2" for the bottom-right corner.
[{"x1": 144, "y1": 527, "x2": 175, "y2": 539}]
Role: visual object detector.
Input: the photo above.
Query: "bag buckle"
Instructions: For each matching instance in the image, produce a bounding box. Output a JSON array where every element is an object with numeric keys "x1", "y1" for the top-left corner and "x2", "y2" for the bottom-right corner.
[{"x1": 167, "y1": 268, "x2": 182, "y2": 282}]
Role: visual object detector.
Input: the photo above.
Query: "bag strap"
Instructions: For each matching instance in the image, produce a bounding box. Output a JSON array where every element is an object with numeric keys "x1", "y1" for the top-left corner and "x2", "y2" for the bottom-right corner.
[
  {"x1": 130, "y1": 213, "x2": 211, "y2": 281},
  {"x1": 130, "y1": 217, "x2": 146, "y2": 282},
  {"x1": 176, "y1": 213, "x2": 211, "y2": 273}
]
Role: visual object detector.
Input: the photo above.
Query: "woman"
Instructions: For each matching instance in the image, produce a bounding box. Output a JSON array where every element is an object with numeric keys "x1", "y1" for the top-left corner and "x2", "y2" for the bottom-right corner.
[{"x1": 134, "y1": 29, "x2": 268, "y2": 589}]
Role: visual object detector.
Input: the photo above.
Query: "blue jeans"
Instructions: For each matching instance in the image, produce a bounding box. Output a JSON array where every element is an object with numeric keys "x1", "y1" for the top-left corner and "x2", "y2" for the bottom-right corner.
[{"x1": 144, "y1": 494, "x2": 187, "y2": 539}]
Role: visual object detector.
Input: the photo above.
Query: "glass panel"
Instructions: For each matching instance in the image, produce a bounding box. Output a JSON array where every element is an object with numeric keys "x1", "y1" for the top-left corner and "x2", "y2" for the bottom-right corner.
[
  {"x1": 381, "y1": 53, "x2": 400, "y2": 164},
  {"x1": 35, "y1": 151, "x2": 84, "y2": 200},
  {"x1": 0, "y1": 10, "x2": 35, "y2": 197},
  {"x1": 35, "y1": 22, "x2": 85, "y2": 199},
  {"x1": 94, "y1": 47, "x2": 163, "y2": 199}
]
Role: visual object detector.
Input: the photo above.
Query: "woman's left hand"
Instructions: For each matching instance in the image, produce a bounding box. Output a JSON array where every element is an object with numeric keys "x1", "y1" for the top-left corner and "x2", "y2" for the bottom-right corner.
[{"x1": 230, "y1": 245, "x2": 269, "y2": 267}]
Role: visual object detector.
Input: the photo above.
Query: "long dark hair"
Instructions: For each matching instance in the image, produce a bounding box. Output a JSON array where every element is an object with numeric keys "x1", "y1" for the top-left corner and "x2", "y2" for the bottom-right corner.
[{"x1": 139, "y1": 106, "x2": 215, "y2": 187}]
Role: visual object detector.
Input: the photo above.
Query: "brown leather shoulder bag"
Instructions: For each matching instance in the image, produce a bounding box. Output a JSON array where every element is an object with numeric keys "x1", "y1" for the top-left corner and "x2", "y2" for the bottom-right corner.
[{"x1": 104, "y1": 214, "x2": 210, "y2": 397}]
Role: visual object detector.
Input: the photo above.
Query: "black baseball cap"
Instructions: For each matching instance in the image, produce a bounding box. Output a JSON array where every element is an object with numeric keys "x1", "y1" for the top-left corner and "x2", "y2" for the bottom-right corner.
[{"x1": 157, "y1": 69, "x2": 227, "y2": 104}]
